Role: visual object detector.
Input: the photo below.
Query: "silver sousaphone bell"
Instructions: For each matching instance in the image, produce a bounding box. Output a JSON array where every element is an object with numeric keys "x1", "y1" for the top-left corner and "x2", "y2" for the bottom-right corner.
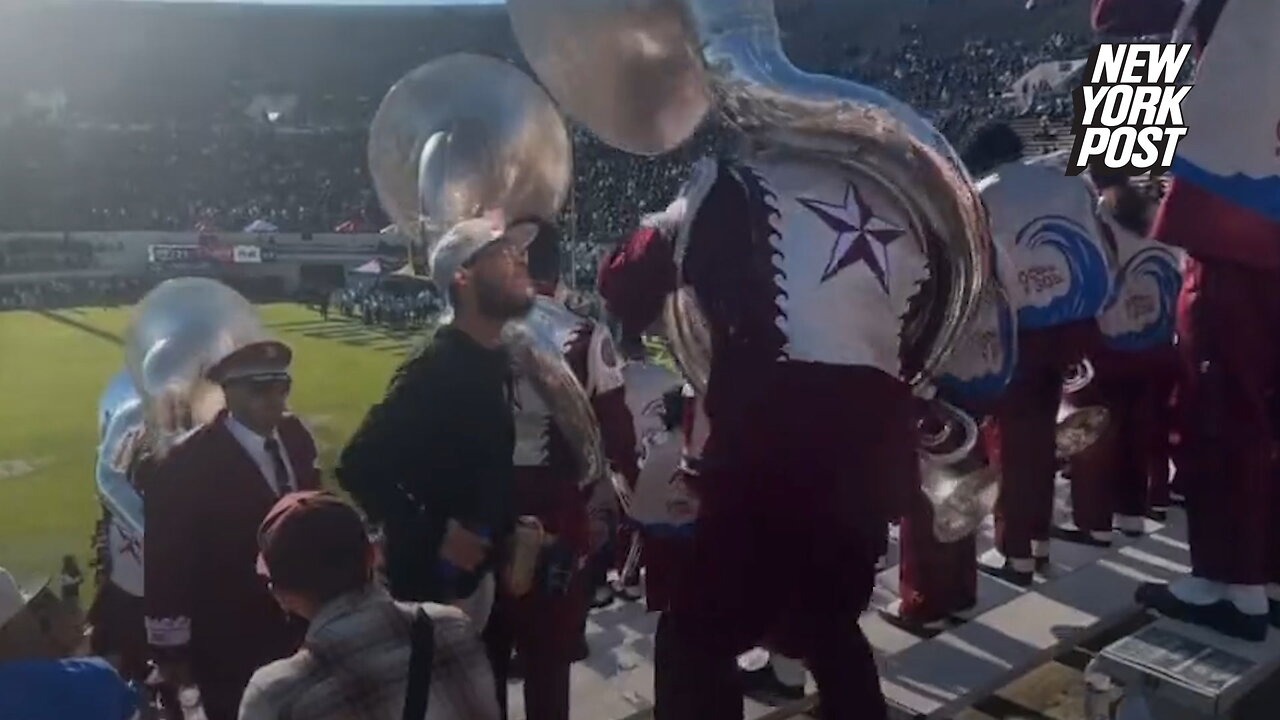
[
  {"x1": 124, "y1": 277, "x2": 267, "y2": 457},
  {"x1": 368, "y1": 53, "x2": 573, "y2": 242},
  {"x1": 508, "y1": 0, "x2": 993, "y2": 394},
  {"x1": 368, "y1": 54, "x2": 605, "y2": 489}
]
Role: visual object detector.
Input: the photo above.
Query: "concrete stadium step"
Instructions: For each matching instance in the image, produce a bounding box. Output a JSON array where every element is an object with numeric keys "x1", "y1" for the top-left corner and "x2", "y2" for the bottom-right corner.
[
  {"x1": 507, "y1": 481, "x2": 1187, "y2": 720},
  {"x1": 880, "y1": 510, "x2": 1190, "y2": 719}
]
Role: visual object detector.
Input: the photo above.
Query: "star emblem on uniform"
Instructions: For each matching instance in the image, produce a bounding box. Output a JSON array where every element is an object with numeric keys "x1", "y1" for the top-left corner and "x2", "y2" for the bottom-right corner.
[{"x1": 797, "y1": 182, "x2": 906, "y2": 292}]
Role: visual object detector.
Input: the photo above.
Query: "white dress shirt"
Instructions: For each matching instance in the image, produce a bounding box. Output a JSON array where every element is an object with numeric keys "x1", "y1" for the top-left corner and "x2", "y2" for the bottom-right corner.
[{"x1": 225, "y1": 414, "x2": 295, "y2": 495}]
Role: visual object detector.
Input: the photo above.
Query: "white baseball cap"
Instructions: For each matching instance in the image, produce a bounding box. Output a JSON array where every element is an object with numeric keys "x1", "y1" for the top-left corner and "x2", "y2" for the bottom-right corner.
[
  {"x1": 0, "y1": 567, "x2": 40, "y2": 631},
  {"x1": 429, "y1": 217, "x2": 538, "y2": 309}
]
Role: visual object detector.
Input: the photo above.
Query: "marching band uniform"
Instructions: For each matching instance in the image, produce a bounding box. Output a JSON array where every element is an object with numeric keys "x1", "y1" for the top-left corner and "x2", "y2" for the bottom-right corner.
[
  {"x1": 88, "y1": 438, "x2": 153, "y2": 684},
  {"x1": 1093, "y1": 0, "x2": 1280, "y2": 640},
  {"x1": 599, "y1": 220, "x2": 708, "y2": 712},
  {"x1": 144, "y1": 342, "x2": 320, "y2": 720},
  {"x1": 488, "y1": 288, "x2": 639, "y2": 720},
  {"x1": 600, "y1": 155, "x2": 926, "y2": 718},
  {"x1": 975, "y1": 154, "x2": 1112, "y2": 584},
  {"x1": 1060, "y1": 195, "x2": 1181, "y2": 542}
]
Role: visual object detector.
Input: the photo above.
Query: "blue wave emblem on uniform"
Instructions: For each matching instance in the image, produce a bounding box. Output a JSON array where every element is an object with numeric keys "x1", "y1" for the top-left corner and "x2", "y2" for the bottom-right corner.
[
  {"x1": 1101, "y1": 247, "x2": 1181, "y2": 351},
  {"x1": 1014, "y1": 215, "x2": 1111, "y2": 329},
  {"x1": 938, "y1": 288, "x2": 1018, "y2": 407}
]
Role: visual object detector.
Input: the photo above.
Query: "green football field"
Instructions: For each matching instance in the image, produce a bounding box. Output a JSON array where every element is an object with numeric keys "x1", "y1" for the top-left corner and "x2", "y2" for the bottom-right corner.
[{"x1": 0, "y1": 303, "x2": 424, "y2": 587}]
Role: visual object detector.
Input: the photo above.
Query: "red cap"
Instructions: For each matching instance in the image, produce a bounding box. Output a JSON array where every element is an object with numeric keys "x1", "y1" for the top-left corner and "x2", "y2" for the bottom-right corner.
[
  {"x1": 596, "y1": 226, "x2": 677, "y2": 338},
  {"x1": 257, "y1": 491, "x2": 370, "y2": 597}
]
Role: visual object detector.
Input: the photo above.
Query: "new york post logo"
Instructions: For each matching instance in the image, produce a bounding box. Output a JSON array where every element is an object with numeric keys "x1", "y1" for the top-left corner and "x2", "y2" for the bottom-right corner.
[{"x1": 1066, "y1": 43, "x2": 1193, "y2": 176}]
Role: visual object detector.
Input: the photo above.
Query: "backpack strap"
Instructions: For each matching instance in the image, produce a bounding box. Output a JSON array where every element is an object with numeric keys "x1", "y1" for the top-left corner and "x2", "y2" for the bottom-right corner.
[{"x1": 402, "y1": 607, "x2": 436, "y2": 720}]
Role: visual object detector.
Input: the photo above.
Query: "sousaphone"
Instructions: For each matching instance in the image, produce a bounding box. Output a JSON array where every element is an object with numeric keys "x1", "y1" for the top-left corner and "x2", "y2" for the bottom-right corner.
[
  {"x1": 508, "y1": 0, "x2": 992, "y2": 393},
  {"x1": 510, "y1": 0, "x2": 993, "y2": 540},
  {"x1": 96, "y1": 278, "x2": 268, "y2": 597}
]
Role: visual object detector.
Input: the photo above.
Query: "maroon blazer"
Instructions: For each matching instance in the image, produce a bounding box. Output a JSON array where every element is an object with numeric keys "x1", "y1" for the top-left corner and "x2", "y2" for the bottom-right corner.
[{"x1": 144, "y1": 410, "x2": 320, "y2": 686}]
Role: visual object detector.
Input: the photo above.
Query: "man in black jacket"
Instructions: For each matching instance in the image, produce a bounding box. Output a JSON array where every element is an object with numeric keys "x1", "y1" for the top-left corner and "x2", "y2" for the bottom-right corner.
[{"x1": 338, "y1": 218, "x2": 536, "y2": 617}]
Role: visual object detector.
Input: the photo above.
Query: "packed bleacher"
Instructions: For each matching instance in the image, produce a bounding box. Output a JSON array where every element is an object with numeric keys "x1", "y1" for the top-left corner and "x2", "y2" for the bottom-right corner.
[{"x1": 0, "y1": 0, "x2": 1096, "y2": 269}]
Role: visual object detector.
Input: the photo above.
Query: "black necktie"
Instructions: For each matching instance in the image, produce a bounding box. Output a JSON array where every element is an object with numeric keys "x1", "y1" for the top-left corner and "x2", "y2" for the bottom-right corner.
[{"x1": 263, "y1": 437, "x2": 291, "y2": 496}]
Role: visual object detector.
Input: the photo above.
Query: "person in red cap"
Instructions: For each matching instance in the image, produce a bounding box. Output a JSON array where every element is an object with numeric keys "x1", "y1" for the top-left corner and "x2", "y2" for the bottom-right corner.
[
  {"x1": 239, "y1": 491, "x2": 500, "y2": 720},
  {"x1": 483, "y1": 220, "x2": 638, "y2": 720},
  {"x1": 144, "y1": 338, "x2": 320, "y2": 720},
  {"x1": 1092, "y1": 0, "x2": 1280, "y2": 641}
]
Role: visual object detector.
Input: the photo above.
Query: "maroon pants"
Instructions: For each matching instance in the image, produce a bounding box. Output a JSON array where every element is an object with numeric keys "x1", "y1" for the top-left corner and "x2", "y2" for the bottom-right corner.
[
  {"x1": 485, "y1": 467, "x2": 592, "y2": 720},
  {"x1": 1174, "y1": 257, "x2": 1280, "y2": 586},
  {"x1": 897, "y1": 489, "x2": 978, "y2": 623},
  {"x1": 658, "y1": 365, "x2": 917, "y2": 720},
  {"x1": 993, "y1": 321, "x2": 1099, "y2": 560},
  {"x1": 1066, "y1": 343, "x2": 1178, "y2": 531}
]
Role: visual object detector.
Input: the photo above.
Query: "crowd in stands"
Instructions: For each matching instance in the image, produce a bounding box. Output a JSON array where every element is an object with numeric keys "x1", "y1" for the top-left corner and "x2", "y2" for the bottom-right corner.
[
  {"x1": 0, "y1": 237, "x2": 99, "y2": 274},
  {"x1": 0, "y1": 122, "x2": 377, "y2": 235},
  {"x1": 0, "y1": 5, "x2": 1093, "y2": 269}
]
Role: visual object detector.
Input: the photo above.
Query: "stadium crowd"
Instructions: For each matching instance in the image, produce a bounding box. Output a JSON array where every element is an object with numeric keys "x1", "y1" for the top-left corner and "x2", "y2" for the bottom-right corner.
[{"x1": 0, "y1": 7, "x2": 1090, "y2": 268}]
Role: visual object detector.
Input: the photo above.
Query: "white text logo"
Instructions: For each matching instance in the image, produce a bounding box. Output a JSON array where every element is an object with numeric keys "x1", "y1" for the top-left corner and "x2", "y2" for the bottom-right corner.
[{"x1": 1067, "y1": 43, "x2": 1193, "y2": 176}]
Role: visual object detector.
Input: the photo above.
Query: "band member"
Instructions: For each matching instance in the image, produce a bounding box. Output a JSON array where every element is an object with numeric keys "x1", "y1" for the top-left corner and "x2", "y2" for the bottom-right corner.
[
  {"x1": 483, "y1": 220, "x2": 638, "y2": 720},
  {"x1": 599, "y1": 215, "x2": 731, "y2": 709},
  {"x1": 596, "y1": 145, "x2": 927, "y2": 718},
  {"x1": 892, "y1": 267, "x2": 1019, "y2": 628},
  {"x1": 965, "y1": 124, "x2": 1112, "y2": 586},
  {"x1": 1059, "y1": 171, "x2": 1180, "y2": 543},
  {"x1": 88, "y1": 412, "x2": 151, "y2": 684},
  {"x1": 1093, "y1": 0, "x2": 1280, "y2": 641},
  {"x1": 144, "y1": 338, "x2": 320, "y2": 720},
  {"x1": 337, "y1": 218, "x2": 533, "y2": 646}
]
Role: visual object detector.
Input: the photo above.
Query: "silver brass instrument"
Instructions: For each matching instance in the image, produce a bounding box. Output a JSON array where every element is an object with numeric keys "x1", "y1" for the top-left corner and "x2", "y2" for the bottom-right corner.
[
  {"x1": 1058, "y1": 359, "x2": 1111, "y2": 460},
  {"x1": 368, "y1": 53, "x2": 572, "y2": 240},
  {"x1": 918, "y1": 397, "x2": 999, "y2": 544},
  {"x1": 95, "y1": 374, "x2": 146, "y2": 597},
  {"x1": 98, "y1": 369, "x2": 136, "y2": 440},
  {"x1": 97, "y1": 278, "x2": 265, "y2": 599},
  {"x1": 124, "y1": 277, "x2": 265, "y2": 457},
  {"x1": 919, "y1": 271, "x2": 1017, "y2": 542},
  {"x1": 509, "y1": 0, "x2": 992, "y2": 394},
  {"x1": 369, "y1": 54, "x2": 604, "y2": 489},
  {"x1": 501, "y1": 296, "x2": 608, "y2": 487},
  {"x1": 509, "y1": 0, "x2": 993, "y2": 542}
]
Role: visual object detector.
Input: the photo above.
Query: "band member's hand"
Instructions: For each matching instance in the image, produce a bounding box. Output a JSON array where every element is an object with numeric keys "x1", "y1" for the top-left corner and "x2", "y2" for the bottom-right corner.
[{"x1": 440, "y1": 520, "x2": 490, "y2": 572}]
